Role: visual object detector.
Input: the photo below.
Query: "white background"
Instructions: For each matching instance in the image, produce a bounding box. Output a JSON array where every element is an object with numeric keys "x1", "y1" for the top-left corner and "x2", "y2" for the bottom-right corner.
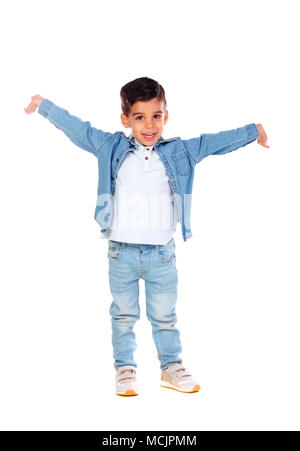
[{"x1": 1, "y1": 0, "x2": 299, "y2": 431}]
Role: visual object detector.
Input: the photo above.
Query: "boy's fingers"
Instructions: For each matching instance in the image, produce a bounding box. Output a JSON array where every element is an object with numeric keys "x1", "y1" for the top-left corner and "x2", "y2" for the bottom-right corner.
[
  {"x1": 257, "y1": 138, "x2": 270, "y2": 148},
  {"x1": 25, "y1": 102, "x2": 35, "y2": 114}
]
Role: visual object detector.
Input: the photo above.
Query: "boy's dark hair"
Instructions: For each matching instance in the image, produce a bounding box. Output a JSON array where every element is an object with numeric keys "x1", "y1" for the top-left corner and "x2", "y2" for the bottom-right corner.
[{"x1": 120, "y1": 77, "x2": 167, "y2": 117}]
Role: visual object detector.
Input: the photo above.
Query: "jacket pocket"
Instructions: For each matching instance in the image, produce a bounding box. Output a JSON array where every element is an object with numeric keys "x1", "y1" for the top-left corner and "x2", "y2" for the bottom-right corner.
[{"x1": 171, "y1": 150, "x2": 191, "y2": 176}]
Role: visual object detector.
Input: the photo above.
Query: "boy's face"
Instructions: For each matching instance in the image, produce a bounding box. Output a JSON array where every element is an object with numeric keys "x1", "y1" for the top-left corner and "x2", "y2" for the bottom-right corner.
[{"x1": 121, "y1": 97, "x2": 168, "y2": 146}]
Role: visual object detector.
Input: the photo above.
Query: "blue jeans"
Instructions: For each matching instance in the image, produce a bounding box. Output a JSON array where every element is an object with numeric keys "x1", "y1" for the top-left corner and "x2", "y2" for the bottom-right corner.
[{"x1": 107, "y1": 238, "x2": 183, "y2": 372}]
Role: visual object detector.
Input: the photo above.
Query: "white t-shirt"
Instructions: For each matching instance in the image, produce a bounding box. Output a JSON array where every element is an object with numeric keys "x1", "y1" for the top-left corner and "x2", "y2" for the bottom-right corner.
[{"x1": 107, "y1": 137, "x2": 177, "y2": 244}]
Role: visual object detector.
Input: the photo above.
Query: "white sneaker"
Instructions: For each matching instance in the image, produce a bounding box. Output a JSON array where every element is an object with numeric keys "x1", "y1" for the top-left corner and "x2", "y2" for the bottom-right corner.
[
  {"x1": 160, "y1": 363, "x2": 201, "y2": 393},
  {"x1": 115, "y1": 365, "x2": 139, "y2": 396}
]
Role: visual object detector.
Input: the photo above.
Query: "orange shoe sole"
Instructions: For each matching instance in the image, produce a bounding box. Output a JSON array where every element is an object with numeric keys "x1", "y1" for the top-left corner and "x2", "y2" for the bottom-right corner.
[
  {"x1": 160, "y1": 382, "x2": 201, "y2": 393},
  {"x1": 116, "y1": 389, "x2": 139, "y2": 396}
]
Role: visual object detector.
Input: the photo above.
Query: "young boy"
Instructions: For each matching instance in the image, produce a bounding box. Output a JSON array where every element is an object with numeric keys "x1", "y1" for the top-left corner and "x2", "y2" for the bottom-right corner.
[{"x1": 25, "y1": 77, "x2": 269, "y2": 396}]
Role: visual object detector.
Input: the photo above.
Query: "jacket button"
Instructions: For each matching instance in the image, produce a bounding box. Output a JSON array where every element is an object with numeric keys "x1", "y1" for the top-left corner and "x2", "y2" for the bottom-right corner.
[
  {"x1": 111, "y1": 176, "x2": 114, "y2": 180},
  {"x1": 116, "y1": 158, "x2": 119, "y2": 162},
  {"x1": 145, "y1": 156, "x2": 148, "y2": 160}
]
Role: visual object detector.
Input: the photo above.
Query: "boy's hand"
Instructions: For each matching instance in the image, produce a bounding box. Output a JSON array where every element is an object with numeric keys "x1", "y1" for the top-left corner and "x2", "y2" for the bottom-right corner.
[
  {"x1": 24, "y1": 95, "x2": 44, "y2": 114},
  {"x1": 256, "y1": 123, "x2": 270, "y2": 148}
]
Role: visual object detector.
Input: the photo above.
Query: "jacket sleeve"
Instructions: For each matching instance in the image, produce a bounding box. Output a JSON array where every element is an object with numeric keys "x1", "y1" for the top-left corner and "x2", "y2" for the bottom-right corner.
[
  {"x1": 182, "y1": 123, "x2": 259, "y2": 164},
  {"x1": 38, "y1": 98, "x2": 113, "y2": 157}
]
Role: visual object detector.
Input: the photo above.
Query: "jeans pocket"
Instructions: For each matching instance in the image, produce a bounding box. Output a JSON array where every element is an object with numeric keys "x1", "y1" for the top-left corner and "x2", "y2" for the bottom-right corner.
[
  {"x1": 157, "y1": 239, "x2": 176, "y2": 263},
  {"x1": 108, "y1": 240, "x2": 122, "y2": 260}
]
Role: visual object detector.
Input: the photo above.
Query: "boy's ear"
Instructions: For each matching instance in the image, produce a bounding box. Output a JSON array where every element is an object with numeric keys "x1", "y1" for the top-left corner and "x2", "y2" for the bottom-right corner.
[
  {"x1": 121, "y1": 113, "x2": 130, "y2": 129},
  {"x1": 164, "y1": 110, "x2": 169, "y2": 124}
]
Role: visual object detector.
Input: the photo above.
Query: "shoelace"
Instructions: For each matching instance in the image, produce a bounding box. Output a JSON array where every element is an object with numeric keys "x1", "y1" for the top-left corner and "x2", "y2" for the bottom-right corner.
[{"x1": 118, "y1": 369, "x2": 136, "y2": 382}]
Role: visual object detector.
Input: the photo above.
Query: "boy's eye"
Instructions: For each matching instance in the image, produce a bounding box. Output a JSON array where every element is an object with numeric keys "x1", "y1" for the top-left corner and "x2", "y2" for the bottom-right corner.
[{"x1": 136, "y1": 114, "x2": 161, "y2": 120}]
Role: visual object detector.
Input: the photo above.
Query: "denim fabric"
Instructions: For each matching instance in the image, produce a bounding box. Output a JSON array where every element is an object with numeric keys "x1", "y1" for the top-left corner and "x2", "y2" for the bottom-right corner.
[
  {"x1": 38, "y1": 99, "x2": 259, "y2": 242},
  {"x1": 107, "y1": 237, "x2": 182, "y2": 371}
]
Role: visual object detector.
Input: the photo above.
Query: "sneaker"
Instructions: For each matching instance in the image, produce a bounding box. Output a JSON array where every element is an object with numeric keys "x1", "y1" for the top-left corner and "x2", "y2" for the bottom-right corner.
[
  {"x1": 160, "y1": 363, "x2": 201, "y2": 393},
  {"x1": 115, "y1": 365, "x2": 139, "y2": 396}
]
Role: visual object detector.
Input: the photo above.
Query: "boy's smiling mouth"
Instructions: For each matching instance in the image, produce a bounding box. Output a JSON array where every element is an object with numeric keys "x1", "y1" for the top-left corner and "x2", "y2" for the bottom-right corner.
[{"x1": 142, "y1": 133, "x2": 157, "y2": 141}]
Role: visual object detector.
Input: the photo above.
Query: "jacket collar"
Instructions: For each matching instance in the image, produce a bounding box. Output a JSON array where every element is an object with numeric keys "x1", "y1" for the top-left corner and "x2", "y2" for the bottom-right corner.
[{"x1": 120, "y1": 132, "x2": 177, "y2": 147}]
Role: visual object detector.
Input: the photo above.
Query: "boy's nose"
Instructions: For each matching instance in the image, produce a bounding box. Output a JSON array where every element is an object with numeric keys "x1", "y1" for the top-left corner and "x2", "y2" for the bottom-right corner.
[{"x1": 145, "y1": 119, "x2": 155, "y2": 127}]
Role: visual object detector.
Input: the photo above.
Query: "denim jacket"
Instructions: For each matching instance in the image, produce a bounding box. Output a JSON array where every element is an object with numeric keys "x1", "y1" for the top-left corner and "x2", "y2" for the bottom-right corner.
[{"x1": 38, "y1": 99, "x2": 259, "y2": 242}]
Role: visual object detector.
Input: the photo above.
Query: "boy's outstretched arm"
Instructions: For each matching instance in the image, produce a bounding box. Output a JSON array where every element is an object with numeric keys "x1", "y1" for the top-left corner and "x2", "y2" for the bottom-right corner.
[
  {"x1": 24, "y1": 95, "x2": 113, "y2": 157},
  {"x1": 182, "y1": 123, "x2": 269, "y2": 164}
]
